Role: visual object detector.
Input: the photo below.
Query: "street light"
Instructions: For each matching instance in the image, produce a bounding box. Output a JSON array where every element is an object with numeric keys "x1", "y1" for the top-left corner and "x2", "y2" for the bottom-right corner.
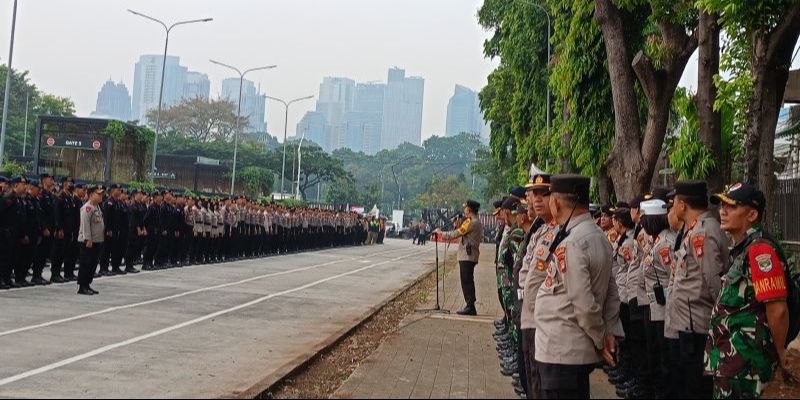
[
  {"x1": 514, "y1": 0, "x2": 551, "y2": 142},
  {"x1": 295, "y1": 130, "x2": 306, "y2": 199},
  {"x1": 0, "y1": 0, "x2": 19, "y2": 167},
  {"x1": 210, "y1": 60, "x2": 277, "y2": 195},
  {"x1": 265, "y1": 95, "x2": 314, "y2": 198},
  {"x1": 128, "y1": 9, "x2": 213, "y2": 180}
]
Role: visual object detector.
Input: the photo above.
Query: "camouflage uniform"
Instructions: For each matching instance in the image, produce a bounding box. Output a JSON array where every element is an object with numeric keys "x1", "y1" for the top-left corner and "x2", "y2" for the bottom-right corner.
[
  {"x1": 499, "y1": 225, "x2": 525, "y2": 343},
  {"x1": 705, "y1": 228, "x2": 788, "y2": 399}
]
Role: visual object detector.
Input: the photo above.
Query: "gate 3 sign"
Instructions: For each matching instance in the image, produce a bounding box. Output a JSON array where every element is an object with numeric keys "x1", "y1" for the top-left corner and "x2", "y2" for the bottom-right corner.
[{"x1": 43, "y1": 136, "x2": 103, "y2": 151}]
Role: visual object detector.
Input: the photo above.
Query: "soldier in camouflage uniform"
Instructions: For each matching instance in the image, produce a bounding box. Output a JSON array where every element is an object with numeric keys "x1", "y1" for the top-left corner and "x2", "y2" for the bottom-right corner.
[
  {"x1": 497, "y1": 197, "x2": 526, "y2": 378},
  {"x1": 705, "y1": 183, "x2": 791, "y2": 399}
]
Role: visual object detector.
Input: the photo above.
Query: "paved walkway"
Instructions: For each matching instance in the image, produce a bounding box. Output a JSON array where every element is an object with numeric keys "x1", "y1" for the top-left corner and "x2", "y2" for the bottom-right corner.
[
  {"x1": 0, "y1": 240, "x2": 432, "y2": 399},
  {"x1": 334, "y1": 241, "x2": 618, "y2": 399}
]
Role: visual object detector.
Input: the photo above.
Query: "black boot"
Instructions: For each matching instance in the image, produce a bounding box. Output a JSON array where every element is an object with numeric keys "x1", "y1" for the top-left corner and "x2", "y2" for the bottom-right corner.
[{"x1": 456, "y1": 304, "x2": 477, "y2": 316}]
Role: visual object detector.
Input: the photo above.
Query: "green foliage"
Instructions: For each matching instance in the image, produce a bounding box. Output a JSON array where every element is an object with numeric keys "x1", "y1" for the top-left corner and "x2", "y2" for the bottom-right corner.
[
  {"x1": 0, "y1": 66, "x2": 76, "y2": 159},
  {"x1": 237, "y1": 166, "x2": 275, "y2": 198},
  {"x1": 128, "y1": 181, "x2": 157, "y2": 194},
  {"x1": 278, "y1": 199, "x2": 307, "y2": 208},
  {"x1": 0, "y1": 160, "x2": 26, "y2": 177},
  {"x1": 407, "y1": 175, "x2": 472, "y2": 210},
  {"x1": 104, "y1": 120, "x2": 126, "y2": 143}
]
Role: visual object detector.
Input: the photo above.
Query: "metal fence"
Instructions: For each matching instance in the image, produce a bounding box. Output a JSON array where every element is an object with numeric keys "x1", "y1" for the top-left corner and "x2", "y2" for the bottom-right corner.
[{"x1": 774, "y1": 179, "x2": 800, "y2": 252}]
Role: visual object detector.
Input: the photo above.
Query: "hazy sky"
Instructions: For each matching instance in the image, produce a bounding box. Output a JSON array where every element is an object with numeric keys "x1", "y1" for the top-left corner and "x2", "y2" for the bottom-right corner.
[
  {"x1": 4, "y1": 1, "x2": 796, "y2": 144},
  {"x1": 0, "y1": 0, "x2": 498, "y2": 142}
]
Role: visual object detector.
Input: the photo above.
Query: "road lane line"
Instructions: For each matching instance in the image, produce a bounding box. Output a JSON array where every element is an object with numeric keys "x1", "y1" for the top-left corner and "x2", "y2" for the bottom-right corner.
[
  {"x1": 0, "y1": 246, "x2": 423, "y2": 338},
  {"x1": 0, "y1": 250, "x2": 426, "y2": 388}
]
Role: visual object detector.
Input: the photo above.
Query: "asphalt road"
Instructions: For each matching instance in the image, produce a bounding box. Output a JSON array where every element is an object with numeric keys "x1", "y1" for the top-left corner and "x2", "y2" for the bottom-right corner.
[{"x1": 0, "y1": 239, "x2": 433, "y2": 399}]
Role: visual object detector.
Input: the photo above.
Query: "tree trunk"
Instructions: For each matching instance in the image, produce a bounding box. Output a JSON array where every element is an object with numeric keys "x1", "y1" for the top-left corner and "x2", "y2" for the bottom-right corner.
[
  {"x1": 598, "y1": 164, "x2": 612, "y2": 204},
  {"x1": 744, "y1": 6, "x2": 800, "y2": 227},
  {"x1": 696, "y1": 11, "x2": 723, "y2": 194},
  {"x1": 596, "y1": 0, "x2": 697, "y2": 202},
  {"x1": 595, "y1": 0, "x2": 645, "y2": 202}
]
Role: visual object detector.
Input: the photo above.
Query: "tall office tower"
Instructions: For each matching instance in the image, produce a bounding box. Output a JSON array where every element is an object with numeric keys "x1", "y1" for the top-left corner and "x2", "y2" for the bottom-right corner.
[
  {"x1": 184, "y1": 72, "x2": 211, "y2": 100},
  {"x1": 297, "y1": 111, "x2": 327, "y2": 148},
  {"x1": 92, "y1": 80, "x2": 132, "y2": 121},
  {"x1": 221, "y1": 78, "x2": 267, "y2": 133},
  {"x1": 354, "y1": 82, "x2": 385, "y2": 154},
  {"x1": 445, "y1": 84, "x2": 486, "y2": 139},
  {"x1": 380, "y1": 67, "x2": 424, "y2": 151},
  {"x1": 132, "y1": 55, "x2": 188, "y2": 123}
]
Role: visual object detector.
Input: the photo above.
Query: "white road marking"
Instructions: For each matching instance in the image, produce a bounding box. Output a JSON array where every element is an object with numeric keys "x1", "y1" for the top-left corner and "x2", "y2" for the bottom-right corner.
[
  {"x1": 0, "y1": 246, "x2": 419, "y2": 338},
  {"x1": 0, "y1": 250, "x2": 424, "y2": 388}
]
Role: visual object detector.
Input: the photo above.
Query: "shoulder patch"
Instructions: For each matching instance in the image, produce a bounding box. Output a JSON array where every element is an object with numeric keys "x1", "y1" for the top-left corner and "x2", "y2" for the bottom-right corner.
[
  {"x1": 545, "y1": 231, "x2": 555, "y2": 241},
  {"x1": 555, "y1": 246, "x2": 567, "y2": 273},
  {"x1": 85, "y1": 206, "x2": 92, "y2": 212},
  {"x1": 755, "y1": 254, "x2": 774, "y2": 273},
  {"x1": 693, "y1": 234, "x2": 705, "y2": 259},
  {"x1": 658, "y1": 247, "x2": 672, "y2": 266},
  {"x1": 622, "y1": 246, "x2": 633, "y2": 262}
]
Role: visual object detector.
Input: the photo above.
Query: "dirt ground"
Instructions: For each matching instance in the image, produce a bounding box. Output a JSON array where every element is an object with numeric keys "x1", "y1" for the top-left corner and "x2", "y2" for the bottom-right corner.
[
  {"x1": 763, "y1": 349, "x2": 800, "y2": 398},
  {"x1": 259, "y1": 254, "x2": 454, "y2": 399}
]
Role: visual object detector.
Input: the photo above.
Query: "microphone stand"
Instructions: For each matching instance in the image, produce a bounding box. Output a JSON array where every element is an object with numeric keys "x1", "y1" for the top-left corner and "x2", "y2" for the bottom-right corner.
[{"x1": 416, "y1": 232, "x2": 450, "y2": 314}]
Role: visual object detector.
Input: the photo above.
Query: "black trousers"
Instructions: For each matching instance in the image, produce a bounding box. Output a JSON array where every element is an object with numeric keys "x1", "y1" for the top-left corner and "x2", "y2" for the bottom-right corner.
[
  {"x1": 667, "y1": 333, "x2": 713, "y2": 399},
  {"x1": 99, "y1": 234, "x2": 114, "y2": 271},
  {"x1": 78, "y1": 242, "x2": 101, "y2": 288},
  {"x1": 63, "y1": 235, "x2": 79, "y2": 278},
  {"x1": 143, "y1": 234, "x2": 158, "y2": 268},
  {"x1": 537, "y1": 362, "x2": 593, "y2": 399},
  {"x1": 0, "y1": 236, "x2": 15, "y2": 284},
  {"x1": 643, "y1": 314, "x2": 670, "y2": 399},
  {"x1": 522, "y1": 329, "x2": 540, "y2": 399},
  {"x1": 459, "y1": 261, "x2": 477, "y2": 306},
  {"x1": 14, "y1": 241, "x2": 34, "y2": 284},
  {"x1": 33, "y1": 234, "x2": 53, "y2": 279},
  {"x1": 125, "y1": 233, "x2": 145, "y2": 269},
  {"x1": 111, "y1": 232, "x2": 127, "y2": 270}
]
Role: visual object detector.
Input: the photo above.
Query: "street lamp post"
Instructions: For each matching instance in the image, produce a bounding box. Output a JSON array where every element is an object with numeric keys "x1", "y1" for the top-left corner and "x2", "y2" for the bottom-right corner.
[
  {"x1": 0, "y1": 0, "x2": 19, "y2": 167},
  {"x1": 128, "y1": 10, "x2": 212, "y2": 180},
  {"x1": 265, "y1": 95, "x2": 314, "y2": 198},
  {"x1": 515, "y1": 0, "x2": 551, "y2": 142},
  {"x1": 295, "y1": 131, "x2": 306, "y2": 199},
  {"x1": 209, "y1": 60, "x2": 277, "y2": 195}
]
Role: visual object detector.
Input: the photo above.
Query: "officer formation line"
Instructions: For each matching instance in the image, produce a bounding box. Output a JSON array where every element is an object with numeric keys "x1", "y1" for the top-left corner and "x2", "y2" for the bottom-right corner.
[
  {"x1": 0, "y1": 174, "x2": 373, "y2": 296},
  {"x1": 438, "y1": 174, "x2": 798, "y2": 400}
]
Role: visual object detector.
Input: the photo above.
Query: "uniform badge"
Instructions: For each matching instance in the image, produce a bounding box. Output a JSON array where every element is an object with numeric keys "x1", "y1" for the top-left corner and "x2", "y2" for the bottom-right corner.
[
  {"x1": 622, "y1": 247, "x2": 632, "y2": 262},
  {"x1": 544, "y1": 276, "x2": 553, "y2": 288},
  {"x1": 85, "y1": 206, "x2": 92, "y2": 212},
  {"x1": 659, "y1": 247, "x2": 672, "y2": 266},
  {"x1": 536, "y1": 261, "x2": 545, "y2": 271},
  {"x1": 555, "y1": 246, "x2": 567, "y2": 273},
  {"x1": 756, "y1": 254, "x2": 774, "y2": 273},
  {"x1": 693, "y1": 235, "x2": 705, "y2": 259},
  {"x1": 545, "y1": 232, "x2": 555, "y2": 241},
  {"x1": 536, "y1": 247, "x2": 545, "y2": 257}
]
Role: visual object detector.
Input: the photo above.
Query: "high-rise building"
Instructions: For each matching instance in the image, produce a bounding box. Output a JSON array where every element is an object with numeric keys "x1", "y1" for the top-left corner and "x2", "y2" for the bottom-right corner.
[
  {"x1": 381, "y1": 67, "x2": 424, "y2": 150},
  {"x1": 355, "y1": 83, "x2": 385, "y2": 154},
  {"x1": 184, "y1": 72, "x2": 211, "y2": 100},
  {"x1": 132, "y1": 55, "x2": 187, "y2": 123},
  {"x1": 297, "y1": 111, "x2": 327, "y2": 148},
  {"x1": 446, "y1": 84, "x2": 487, "y2": 140},
  {"x1": 92, "y1": 80, "x2": 131, "y2": 121},
  {"x1": 221, "y1": 78, "x2": 267, "y2": 133}
]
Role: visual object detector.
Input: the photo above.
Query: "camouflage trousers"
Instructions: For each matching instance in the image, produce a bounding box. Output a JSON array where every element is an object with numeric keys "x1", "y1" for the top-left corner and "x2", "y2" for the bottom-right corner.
[{"x1": 712, "y1": 377, "x2": 767, "y2": 399}]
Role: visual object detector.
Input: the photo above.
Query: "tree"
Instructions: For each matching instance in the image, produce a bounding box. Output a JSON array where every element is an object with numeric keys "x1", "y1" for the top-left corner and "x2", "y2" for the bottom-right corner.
[
  {"x1": 700, "y1": 0, "x2": 800, "y2": 224},
  {"x1": 0, "y1": 66, "x2": 76, "y2": 158},
  {"x1": 293, "y1": 143, "x2": 349, "y2": 200},
  {"x1": 410, "y1": 175, "x2": 472, "y2": 210},
  {"x1": 696, "y1": 10, "x2": 723, "y2": 193},
  {"x1": 595, "y1": 0, "x2": 698, "y2": 201},
  {"x1": 146, "y1": 97, "x2": 249, "y2": 142},
  {"x1": 238, "y1": 166, "x2": 275, "y2": 198}
]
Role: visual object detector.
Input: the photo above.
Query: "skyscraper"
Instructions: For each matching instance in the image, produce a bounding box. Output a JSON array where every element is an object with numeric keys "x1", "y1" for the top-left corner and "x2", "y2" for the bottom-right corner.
[
  {"x1": 313, "y1": 77, "x2": 356, "y2": 151},
  {"x1": 92, "y1": 80, "x2": 131, "y2": 122},
  {"x1": 184, "y1": 72, "x2": 211, "y2": 100},
  {"x1": 221, "y1": 78, "x2": 267, "y2": 133},
  {"x1": 132, "y1": 55, "x2": 187, "y2": 123},
  {"x1": 381, "y1": 67, "x2": 424, "y2": 150},
  {"x1": 297, "y1": 111, "x2": 327, "y2": 148},
  {"x1": 355, "y1": 82, "x2": 385, "y2": 154},
  {"x1": 446, "y1": 84, "x2": 486, "y2": 140}
]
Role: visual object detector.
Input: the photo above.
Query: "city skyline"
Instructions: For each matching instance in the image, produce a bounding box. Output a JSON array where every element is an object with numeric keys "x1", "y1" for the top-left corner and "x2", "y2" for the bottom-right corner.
[{"x1": 2, "y1": 0, "x2": 497, "y2": 143}]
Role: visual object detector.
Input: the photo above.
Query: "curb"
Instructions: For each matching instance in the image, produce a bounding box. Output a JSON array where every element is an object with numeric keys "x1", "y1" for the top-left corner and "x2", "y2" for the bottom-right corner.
[{"x1": 232, "y1": 251, "x2": 440, "y2": 399}]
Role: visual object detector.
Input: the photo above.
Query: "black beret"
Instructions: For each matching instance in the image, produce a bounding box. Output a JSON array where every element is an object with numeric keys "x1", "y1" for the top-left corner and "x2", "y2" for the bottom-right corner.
[
  {"x1": 667, "y1": 180, "x2": 708, "y2": 199},
  {"x1": 501, "y1": 197, "x2": 520, "y2": 211},
  {"x1": 509, "y1": 186, "x2": 526, "y2": 199},
  {"x1": 29, "y1": 179, "x2": 41, "y2": 188},
  {"x1": 74, "y1": 183, "x2": 85, "y2": 189},
  {"x1": 464, "y1": 200, "x2": 481, "y2": 213},
  {"x1": 493, "y1": 199, "x2": 504, "y2": 209},
  {"x1": 39, "y1": 173, "x2": 52, "y2": 180},
  {"x1": 10, "y1": 177, "x2": 23, "y2": 185},
  {"x1": 550, "y1": 174, "x2": 591, "y2": 203},
  {"x1": 61, "y1": 177, "x2": 74, "y2": 184},
  {"x1": 109, "y1": 184, "x2": 121, "y2": 190}
]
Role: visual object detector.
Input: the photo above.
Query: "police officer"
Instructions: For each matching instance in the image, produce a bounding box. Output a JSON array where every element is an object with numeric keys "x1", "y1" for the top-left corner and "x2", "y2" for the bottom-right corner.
[
  {"x1": 77, "y1": 185, "x2": 105, "y2": 295},
  {"x1": 34, "y1": 174, "x2": 56, "y2": 285},
  {"x1": 519, "y1": 173, "x2": 556, "y2": 399},
  {"x1": 142, "y1": 191, "x2": 163, "y2": 270},
  {"x1": 27, "y1": 180, "x2": 49, "y2": 286},
  {"x1": 98, "y1": 184, "x2": 122, "y2": 276},
  {"x1": 13, "y1": 177, "x2": 36, "y2": 287},
  {"x1": 1, "y1": 177, "x2": 26, "y2": 289},
  {"x1": 533, "y1": 174, "x2": 619, "y2": 399},
  {"x1": 124, "y1": 189, "x2": 145, "y2": 274},
  {"x1": 52, "y1": 177, "x2": 78, "y2": 283},
  {"x1": 435, "y1": 200, "x2": 484, "y2": 316},
  {"x1": 705, "y1": 183, "x2": 790, "y2": 399},
  {"x1": 665, "y1": 180, "x2": 729, "y2": 399}
]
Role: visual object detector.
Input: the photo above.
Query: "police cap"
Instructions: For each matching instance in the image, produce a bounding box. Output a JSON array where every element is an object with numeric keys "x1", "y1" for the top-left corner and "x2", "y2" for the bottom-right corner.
[
  {"x1": 711, "y1": 182, "x2": 766, "y2": 215},
  {"x1": 525, "y1": 173, "x2": 552, "y2": 193},
  {"x1": 463, "y1": 200, "x2": 481, "y2": 213},
  {"x1": 550, "y1": 174, "x2": 591, "y2": 203},
  {"x1": 667, "y1": 180, "x2": 708, "y2": 199}
]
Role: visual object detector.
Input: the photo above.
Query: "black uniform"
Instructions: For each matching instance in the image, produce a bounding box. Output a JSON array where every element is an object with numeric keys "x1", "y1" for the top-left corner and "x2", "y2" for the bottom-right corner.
[
  {"x1": 125, "y1": 200, "x2": 146, "y2": 272},
  {"x1": 14, "y1": 195, "x2": 38, "y2": 286},
  {"x1": 52, "y1": 190, "x2": 79, "y2": 282},
  {"x1": 143, "y1": 202, "x2": 162, "y2": 269},
  {"x1": 110, "y1": 198, "x2": 129, "y2": 272},
  {"x1": 99, "y1": 197, "x2": 118, "y2": 274},
  {"x1": 1, "y1": 191, "x2": 21, "y2": 288},
  {"x1": 33, "y1": 189, "x2": 56, "y2": 284}
]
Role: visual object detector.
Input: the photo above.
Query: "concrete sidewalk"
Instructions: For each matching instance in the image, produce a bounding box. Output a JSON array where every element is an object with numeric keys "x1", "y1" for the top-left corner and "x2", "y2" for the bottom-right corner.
[
  {"x1": 334, "y1": 243, "x2": 517, "y2": 399},
  {"x1": 334, "y1": 241, "x2": 619, "y2": 399}
]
